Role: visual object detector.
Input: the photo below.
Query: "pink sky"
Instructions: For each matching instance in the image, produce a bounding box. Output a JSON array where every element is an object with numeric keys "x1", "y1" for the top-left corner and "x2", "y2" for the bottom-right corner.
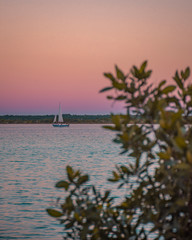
[{"x1": 1, "y1": 0, "x2": 192, "y2": 114}]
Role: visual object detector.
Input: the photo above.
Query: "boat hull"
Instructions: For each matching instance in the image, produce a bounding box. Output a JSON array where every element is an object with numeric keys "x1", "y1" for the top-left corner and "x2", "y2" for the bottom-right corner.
[{"x1": 52, "y1": 124, "x2": 69, "y2": 127}]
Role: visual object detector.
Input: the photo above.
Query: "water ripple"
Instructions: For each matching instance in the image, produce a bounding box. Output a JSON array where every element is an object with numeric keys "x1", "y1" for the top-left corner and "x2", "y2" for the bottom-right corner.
[{"x1": 0, "y1": 124, "x2": 128, "y2": 239}]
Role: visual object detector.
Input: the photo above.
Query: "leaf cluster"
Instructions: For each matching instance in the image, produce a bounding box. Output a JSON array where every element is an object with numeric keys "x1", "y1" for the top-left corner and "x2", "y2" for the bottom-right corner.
[{"x1": 47, "y1": 61, "x2": 192, "y2": 239}]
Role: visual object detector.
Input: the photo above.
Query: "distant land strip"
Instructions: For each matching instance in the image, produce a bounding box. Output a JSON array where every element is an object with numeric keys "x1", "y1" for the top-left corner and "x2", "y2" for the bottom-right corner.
[
  {"x1": 1, "y1": 114, "x2": 192, "y2": 124},
  {"x1": 0, "y1": 115, "x2": 112, "y2": 124}
]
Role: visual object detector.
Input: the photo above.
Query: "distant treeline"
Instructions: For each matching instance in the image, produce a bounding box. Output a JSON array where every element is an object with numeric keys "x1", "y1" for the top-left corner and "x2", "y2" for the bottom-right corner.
[
  {"x1": 1, "y1": 114, "x2": 191, "y2": 124},
  {"x1": 0, "y1": 114, "x2": 112, "y2": 124}
]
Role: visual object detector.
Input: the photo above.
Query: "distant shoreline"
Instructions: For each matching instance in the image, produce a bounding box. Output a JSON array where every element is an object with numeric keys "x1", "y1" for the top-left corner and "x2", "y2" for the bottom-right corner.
[
  {"x1": 0, "y1": 122, "x2": 111, "y2": 124},
  {"x1": 0, "y1": 115, "x2": 112, "y2": 124},
  {"x1": 1, "y1": 115, "x2": 191, "y2": 124}
]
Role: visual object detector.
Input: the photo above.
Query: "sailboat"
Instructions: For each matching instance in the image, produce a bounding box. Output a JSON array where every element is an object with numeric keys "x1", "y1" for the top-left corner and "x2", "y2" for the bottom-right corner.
[{"x1": 52, "y1": 104, "x2": 69, "y2": 127}]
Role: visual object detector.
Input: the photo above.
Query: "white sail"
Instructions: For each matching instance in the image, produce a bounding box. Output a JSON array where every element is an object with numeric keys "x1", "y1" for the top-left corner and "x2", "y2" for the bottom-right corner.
[
  {"x1": 52, "y1": 103, "x2": 69, "y2": 127},
  {"x1": 58, "y1": 103, "x2": 64, "y2": 123},
  {"x1": 53, "y1": 115, "x2": 57, "y2": 123}
]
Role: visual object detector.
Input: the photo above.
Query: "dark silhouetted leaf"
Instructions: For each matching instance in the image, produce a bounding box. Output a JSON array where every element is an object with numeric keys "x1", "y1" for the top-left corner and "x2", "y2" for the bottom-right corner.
[
  {"x1": 77, "y1": 175, "x2": 89, "y2": 185},
  {"x1": 99, "y1": 87, "x2": 113, "y2": 93},
  {"x1": 55, "y1": 180, "x2": 69, "y2": 190}
]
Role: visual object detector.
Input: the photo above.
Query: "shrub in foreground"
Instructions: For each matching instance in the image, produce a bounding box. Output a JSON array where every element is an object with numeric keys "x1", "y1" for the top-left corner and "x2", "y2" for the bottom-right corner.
[{"x1": 47, "y1": 61, "x2": 192, "y2": 239}]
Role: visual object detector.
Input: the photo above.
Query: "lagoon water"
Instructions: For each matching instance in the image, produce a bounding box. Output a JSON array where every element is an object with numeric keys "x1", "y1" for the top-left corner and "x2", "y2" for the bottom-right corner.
[{"x1": 0, "y1": 124, "x2": 128, "y2": 239}]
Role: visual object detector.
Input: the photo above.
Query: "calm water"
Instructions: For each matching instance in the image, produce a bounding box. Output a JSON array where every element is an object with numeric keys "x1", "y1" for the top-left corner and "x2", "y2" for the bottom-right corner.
[{"x1": 0, "y1": 124, "x2": 128, "y2": 239}]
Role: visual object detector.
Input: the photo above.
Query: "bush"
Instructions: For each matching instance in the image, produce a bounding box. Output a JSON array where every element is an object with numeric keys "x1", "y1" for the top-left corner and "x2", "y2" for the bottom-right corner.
[{"x1": 47, "y1": 61, "x2": 192, "y2": 239}]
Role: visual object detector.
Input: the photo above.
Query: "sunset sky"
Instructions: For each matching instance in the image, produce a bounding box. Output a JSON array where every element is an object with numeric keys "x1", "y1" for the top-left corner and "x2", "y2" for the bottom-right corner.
[{"x1": 1, "y1": 0, "x2": 192, "y2": 115}]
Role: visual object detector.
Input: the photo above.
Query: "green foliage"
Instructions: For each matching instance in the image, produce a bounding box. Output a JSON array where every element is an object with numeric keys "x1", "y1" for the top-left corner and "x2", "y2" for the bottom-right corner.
[{"x1": 47, "y1": 61, "x2": 192, "y2": 239}]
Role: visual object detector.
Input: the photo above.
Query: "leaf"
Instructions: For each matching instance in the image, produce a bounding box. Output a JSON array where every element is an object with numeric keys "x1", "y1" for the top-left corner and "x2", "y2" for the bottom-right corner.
[
  {"x1": 183, "y1": 67, "x2": 190, "y2": 80},
  {"x1": 157, "y1": 152, "x2": 170, "y2": 160},
  {"x1": 173, "y1": 71, "x2": 183, "y2": 89},
  {"x1": 104, "y1": 73, "x2": 115, "y2": 82},
  {"x1": 99, "y1": 87, "x2": 113, "y2": 93},
  {"x1": 74, "y1": 212, "x2": 81, "y2": 221},
  {"x1": 92, "y1": 186, "x2": 97, "y2": 195},
  {"x1": 131, "y1": 65, "x2": 139, "y2": 78},
  {"x1": 175, "y1": 136, "x2": 187, "y2": 148},
  {"x1": 176, "y1": 199, "x2": 186, "y2": 206},
  {"x1": 108, "y1": 171, "x2": 120, "y2": 182},
  {"x1": 66, "y1": 165, "x2": 74, "y2": 182},
  {"x1": 111, "y1": 114, "x2": 121, "y2": 126},
  {"x1": 66, "y1": 165, "x2": 73, "y2": 175},
  {"x1": 115, "y1": 95, "x2": 127, "y2": 100},
  {"x1": 145, "y1": 70, "x2": 152, "y2": 78},
  {"x1": 73, "y1": 170, "x2": 80, "y2": 178},
  {"x1": 103, "y1": 125, "x2": 116, "y2": 131},
  {"x1": 107, "y1": 96, "x2": 113, "y2": 100},
  {"x1": 77, "y1": 175, "x2": 89, "y2": 185},
  {"x1": 113, "y1": 171, "x2": 120, "y2": 179},
  {"x1": 162, "y1": 85, "x2": 176, "y2": 94},
  {"x1": 174, "y1": 163, "x2": 190, "y2": 170},
  {"x1": 103, "y1": 191, "x2": 110, "y2": 201},
  {"x1": 108, "y1": 178, "x2": 117, "y2": 182},
  {"x1": 55, "y1": 180, "x2": 69, "y2": 190},
  {"x1": 65, "y1": 220, "x2": 75, "y2": 229},
  {"x1": 120, "y1": 166, "x2": 130, "y2": 174},
  {"x1": 171, "y1": 109, "x2": 183, "y2": 124},
  {"x1": 46, "y1": 209, "x2": 63, "y2": 218},
  {"x1": 131, "y1": 64, "x2": 152, "y2": 80},
  {"x1": 115, "y1": 65, "x2": 125, "y2": 81},
  {"x1": 112, "y1": 81, "x2": 126, "y2": 90},
  {"x1": 140, "y1": 60, "x2": 147, "y2": 73},
  {"x1": 158, "y1": 80, "x2": 166, "y2": 89},
  {"x1": 118, "y1": 183, "x2": 124, "y2": 189},
  {"x1": 187, "y1": 151, "x2": 192, "y2": 164}
]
